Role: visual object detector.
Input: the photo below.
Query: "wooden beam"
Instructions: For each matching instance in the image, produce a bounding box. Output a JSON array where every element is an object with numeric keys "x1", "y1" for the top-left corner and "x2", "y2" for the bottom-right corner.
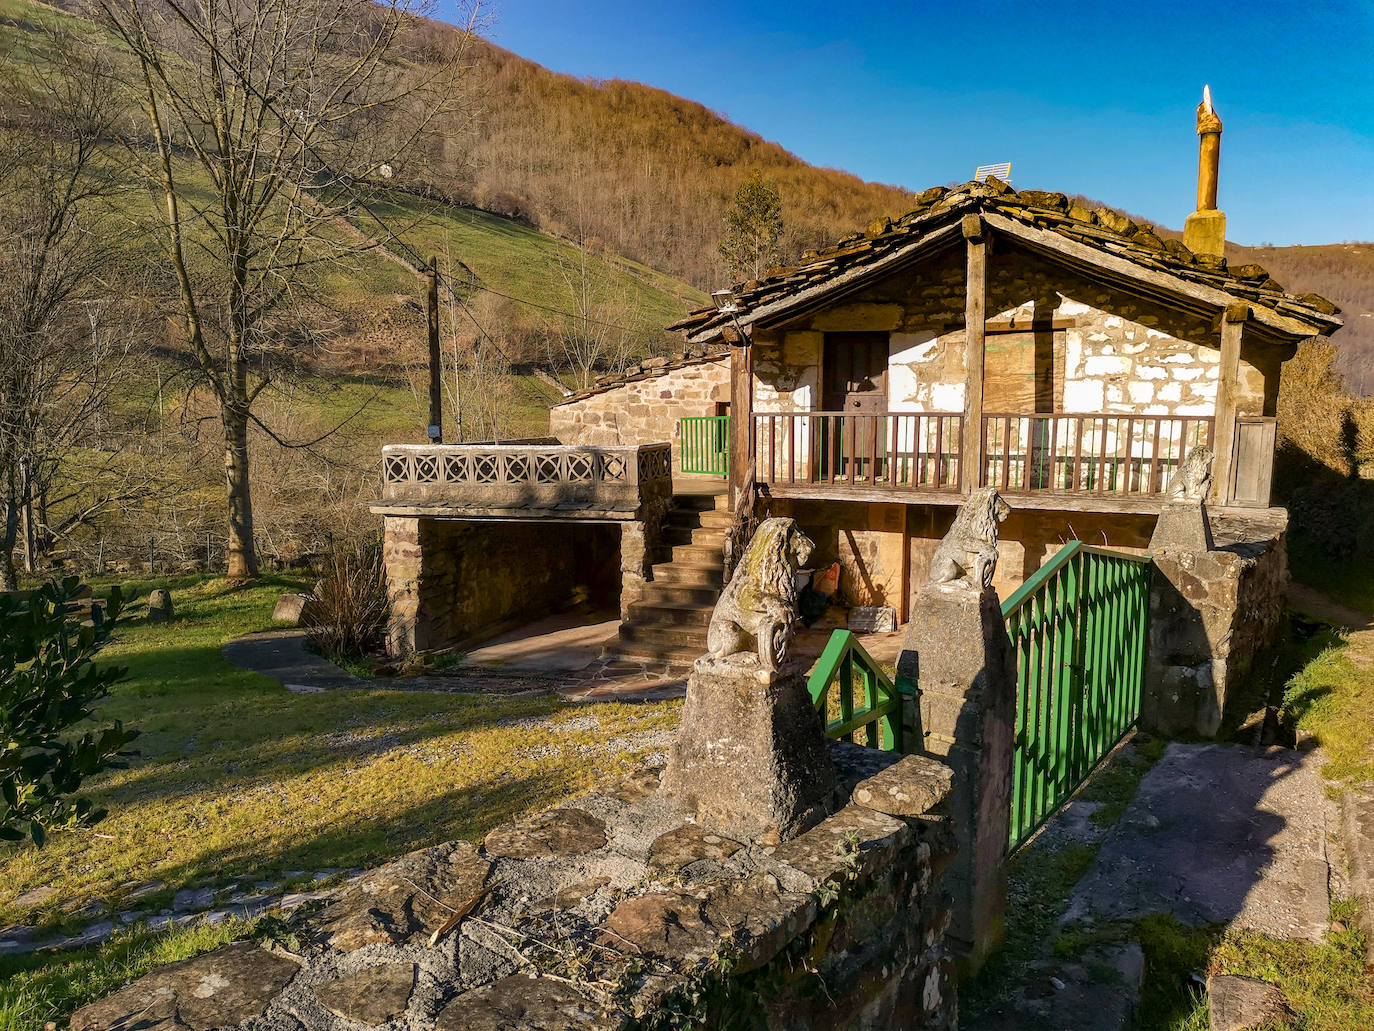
[
  {"x1": 962, "y1": 217, "x2": 987, "y2": 492},
  {"x1": 687, "y1": 223, "x2": 962, "y2": 345},
  {"x1": 980, "y1": 212, "x2": 1333, "y2": 339},
  {"x1": 729, "y1": 343, "x2": 753, "y2": 509},
  {"x1": 1212, "y1": 305, "x2": 1249, "y2": 506}
]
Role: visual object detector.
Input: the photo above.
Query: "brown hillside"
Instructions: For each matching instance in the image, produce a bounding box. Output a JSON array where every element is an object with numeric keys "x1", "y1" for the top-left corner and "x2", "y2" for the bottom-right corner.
[{"x1": 406, "y1": 35, "x2": 914, "y2": 289}]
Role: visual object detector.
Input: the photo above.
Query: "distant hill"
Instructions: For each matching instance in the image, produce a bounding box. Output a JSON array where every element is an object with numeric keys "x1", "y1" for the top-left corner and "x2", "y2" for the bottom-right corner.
[{"x1": 14, "y1": 0, "x2": 1372, "y2": 391}]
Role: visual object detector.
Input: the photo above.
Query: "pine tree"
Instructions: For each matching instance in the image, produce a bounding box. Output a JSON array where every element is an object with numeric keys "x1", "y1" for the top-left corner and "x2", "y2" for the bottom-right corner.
[{"x1": 718, "y1": 170, "x2": 784, "y2": 282}]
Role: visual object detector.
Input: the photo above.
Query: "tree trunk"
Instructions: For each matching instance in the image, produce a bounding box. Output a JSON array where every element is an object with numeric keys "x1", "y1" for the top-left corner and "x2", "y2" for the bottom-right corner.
[
  {"x1": 0, "y1": 487, "x2": 19, "y2": 591},
  {"x1": 223, "y1": 405, "x2": 258, "y2": 579}
]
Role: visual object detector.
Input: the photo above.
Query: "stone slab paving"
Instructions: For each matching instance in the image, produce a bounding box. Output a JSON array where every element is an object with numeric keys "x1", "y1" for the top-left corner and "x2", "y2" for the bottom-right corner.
[{"x1": 1063, "y1": 742, "x2": 1331, "y2": 940}]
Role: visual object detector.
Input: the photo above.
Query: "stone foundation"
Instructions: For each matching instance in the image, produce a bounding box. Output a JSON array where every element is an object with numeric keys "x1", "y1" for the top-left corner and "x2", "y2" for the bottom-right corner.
[
  {"x1": 71, "y1": 747, "x2": 959, "y2": 1031},
  {"x1": 383, "y1": 517, "x2": 623, "y2": 656},
  {"x1": 1145, "y1": 510, "x2": 1289, "y2": 736}
]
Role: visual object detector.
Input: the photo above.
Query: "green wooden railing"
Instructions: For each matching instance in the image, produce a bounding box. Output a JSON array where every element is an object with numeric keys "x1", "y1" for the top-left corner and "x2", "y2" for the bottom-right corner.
[
  {"x1": 807, "y1": 630, "x2": 906, "y2": 752},
  {"x1": 679, "y1": 416, "x2": 731, "y2": 477},
  {"x1": 1003, "y1": 540, "x2": 1151, "y2": 852}
]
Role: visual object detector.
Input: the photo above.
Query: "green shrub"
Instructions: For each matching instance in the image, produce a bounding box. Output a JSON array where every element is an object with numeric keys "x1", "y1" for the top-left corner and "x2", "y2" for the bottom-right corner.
[{"x1": 0, "y1": 577, "x2": 138, "y2": 845}]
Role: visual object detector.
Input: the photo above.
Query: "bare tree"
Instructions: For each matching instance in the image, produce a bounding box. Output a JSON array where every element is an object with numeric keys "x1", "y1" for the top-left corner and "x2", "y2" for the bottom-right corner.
[
  {"x1": 92, "y1": 0, "x2": 484, "y2": 577},
  {"x1": 545, "y1": 229, "x2": 642, "y2": 391},
  {"x1": 0, "y1": 34, "x2": 135, "y2": 589}
]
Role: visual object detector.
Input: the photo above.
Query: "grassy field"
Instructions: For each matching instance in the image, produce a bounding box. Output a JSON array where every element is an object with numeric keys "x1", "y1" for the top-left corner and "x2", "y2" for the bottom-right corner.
[{"x1": 0, "y1": 575, "x2": 679, "y2": 1029}]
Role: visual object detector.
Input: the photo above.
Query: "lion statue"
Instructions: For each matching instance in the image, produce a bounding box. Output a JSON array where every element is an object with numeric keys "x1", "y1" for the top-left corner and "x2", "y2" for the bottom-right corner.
[
  {"x1": 706, "y1": 517, "x2": 815, "y2": 671},
  {"x1": 927, "y1": 487, "x2": 1011, "y2": 591},
  {"x1": 1166, "y1": 445, "x2": 1214, "y2": 502}
]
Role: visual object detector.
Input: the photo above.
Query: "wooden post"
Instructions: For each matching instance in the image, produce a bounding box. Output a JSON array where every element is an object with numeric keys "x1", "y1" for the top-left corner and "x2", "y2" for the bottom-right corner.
[
  {"x1": 427, "y1": 256, "x2": 442, "y2": 444},
  {"x1": 962, "y1": 215, "x2": 987, "y2": 493},
  {"x1": 729, "y1": 341, "x2": 753, "y2": 509},
  {"x1": 1212, "y1": 303, "x2": 1249, "y2": 506}
]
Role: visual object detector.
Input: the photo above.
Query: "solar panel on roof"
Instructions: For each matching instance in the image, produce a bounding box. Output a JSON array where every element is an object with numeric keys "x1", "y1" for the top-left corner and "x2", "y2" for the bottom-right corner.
[{"x1": 975, "y1": 162, "x2": 1012, "y2": 183}]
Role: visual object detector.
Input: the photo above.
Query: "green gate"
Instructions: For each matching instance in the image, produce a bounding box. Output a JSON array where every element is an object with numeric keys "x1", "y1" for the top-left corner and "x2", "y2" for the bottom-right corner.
[
  {"x1": 679, "y1": 416, "x2": 731, "y2": 477},
  {"x1": 1002, "y1": 541, "x2": 1151, "y2": 851},
  {"x1": 807, "y1": 630, "x2": 905, "y2": 751}
]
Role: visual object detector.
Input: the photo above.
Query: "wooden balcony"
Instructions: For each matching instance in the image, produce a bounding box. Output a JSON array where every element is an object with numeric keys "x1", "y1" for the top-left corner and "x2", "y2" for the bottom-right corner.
[
  {"x1": 752, "y1": 411, "x2": 1225, "y2": 512},
  {"x1": 374, "y1": 442, "x2": 672, "y2": 520}
]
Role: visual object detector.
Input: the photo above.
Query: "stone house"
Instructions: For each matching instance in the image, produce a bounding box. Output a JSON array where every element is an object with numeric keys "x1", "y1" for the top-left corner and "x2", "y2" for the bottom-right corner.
[
  {"x1": 373, "y1": 105, "x2": 1341, "y2": 704},
  {"x1": 658, "y1": 176, "x2": 1341, "y2": 616}
]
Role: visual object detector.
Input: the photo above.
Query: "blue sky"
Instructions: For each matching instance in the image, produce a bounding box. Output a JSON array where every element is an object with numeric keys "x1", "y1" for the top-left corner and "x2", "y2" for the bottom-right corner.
[{"x1": 451, "y1": 0, "x2": 1374, "y2": 246}]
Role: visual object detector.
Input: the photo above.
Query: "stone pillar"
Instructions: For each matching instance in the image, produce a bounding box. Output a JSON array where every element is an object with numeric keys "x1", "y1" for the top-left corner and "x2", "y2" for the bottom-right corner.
[
  {"x1": 619, "y1": 519, "x2": 649, "y2": 620},
  {"x1": 897, "y1": 581, "x2": 1016, "y2": 972},
  {"x1": 662, "y1": 657, "x2": 835, "y2": 843},
  {"x1": 382, "y1": 516, "x2": 423, "y2": 657}
]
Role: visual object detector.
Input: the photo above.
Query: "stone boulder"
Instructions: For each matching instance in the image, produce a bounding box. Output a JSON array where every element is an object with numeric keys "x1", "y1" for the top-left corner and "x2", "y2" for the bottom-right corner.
[
  {"x1": 146, "y1": 587, "x2": 174, "y2": 622},
  {"x1": 273, "y1": 592, "x2": 321, "y2": 627},
  {"x1": 1207, "y1": 973, "x2": 1292, "y2": 1031}
]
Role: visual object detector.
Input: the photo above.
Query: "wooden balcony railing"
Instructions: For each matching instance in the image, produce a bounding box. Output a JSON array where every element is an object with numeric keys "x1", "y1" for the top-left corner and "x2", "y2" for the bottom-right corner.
[
  {"x1": 981, "y1": 413, "x2": 1213, "y2": 498},
  {"x1": 753, "y1": 412, "x2": 963, "y2": 491},
  {"x1": 751, "y1": 410, "x2": 1215, "y2": 501}
]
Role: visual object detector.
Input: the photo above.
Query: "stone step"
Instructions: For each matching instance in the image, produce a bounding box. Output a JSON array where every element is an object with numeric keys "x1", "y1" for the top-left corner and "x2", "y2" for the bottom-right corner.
[
  {"x1": 627, "y1": 601, "x2": 714, "y2": 627},
  {"x1": 662, "y1": 525, "x2": 727, "y2": 548},
  {"x1": 670, "y1": 494, "x2": 720, "y2": 513},
  {"x1": 671, "y1": 543, "x2": 726, "y2": 567},
  {"x1": 640, "y1": 582, "x2": 722, "y2": 607},
  {"x1": 600, "y1": 638, "x2": 704, "y2": 665},
  {"x1": 651, "y1": 563, "x2": 724, "y2": 588},
  {"x1": 617, "y1": 622, "x2": 708, "y2": 650},
  {"x1": 668, "y1": 507, "x2": 733, "y2": 530}
]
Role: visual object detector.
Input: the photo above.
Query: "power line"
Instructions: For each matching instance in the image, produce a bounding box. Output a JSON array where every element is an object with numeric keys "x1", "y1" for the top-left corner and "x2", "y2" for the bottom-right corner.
[{"x1": 107, "y1": 0, "x2": 665, "y2": 373}]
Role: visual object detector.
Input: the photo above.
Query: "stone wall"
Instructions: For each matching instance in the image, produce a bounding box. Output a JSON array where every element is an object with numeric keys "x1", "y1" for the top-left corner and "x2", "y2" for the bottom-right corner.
[
  {"x1": 383, "y1": 517, "x2": 621, "y2": 656},
  {"x1": 1145, "y1": 511, "x2": 1289, "y2": 737},
  {"x1": 551, "y1": 356, "x2": 731, "y2": 467},
  {"x1": 751, "y1": 242, "x2": 1279, "y2": 422},
  {"x1": 70, "y1": 748, "x2": 960, "y2": 1031}
]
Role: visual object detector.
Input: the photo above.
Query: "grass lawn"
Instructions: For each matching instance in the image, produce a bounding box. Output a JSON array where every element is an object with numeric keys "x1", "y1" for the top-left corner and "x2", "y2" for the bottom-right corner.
[{"x1": 0, "y1": 575, "x2": 679, "y2": 1029}]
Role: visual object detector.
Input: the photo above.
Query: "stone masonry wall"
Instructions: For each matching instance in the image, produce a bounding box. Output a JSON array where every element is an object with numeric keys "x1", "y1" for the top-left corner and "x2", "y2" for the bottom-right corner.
[
  {"x1": 1145, "y1": 512, "x2": 1289, "y2": 736},
  {"x1": 751, "y1": 242, "x2": 1277, "y2": 422},
  {"x1": 70, "y1": 746, "x2": 961, "y2": 1031},
  {"x1": 383, "y1": 517, "x2": 621, "y2": 656},
  {"x1": 551, "y1": 357, "x2": 731, "y2": 468}
]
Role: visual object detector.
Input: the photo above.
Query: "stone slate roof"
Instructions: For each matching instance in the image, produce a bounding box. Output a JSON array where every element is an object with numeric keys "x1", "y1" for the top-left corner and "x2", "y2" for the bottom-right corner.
[
  {"x1": 669, "y1": 178, "x2": 1343, "y2": 343},
  {"x1": 553, "y1": 345, "x2": 729, "y2": 407}
]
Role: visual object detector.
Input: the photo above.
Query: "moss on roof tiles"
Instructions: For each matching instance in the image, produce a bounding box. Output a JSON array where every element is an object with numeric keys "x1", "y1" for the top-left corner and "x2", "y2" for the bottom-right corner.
[{"x1": 668, "y1": 178, "x2": 1342, "y2": 339}]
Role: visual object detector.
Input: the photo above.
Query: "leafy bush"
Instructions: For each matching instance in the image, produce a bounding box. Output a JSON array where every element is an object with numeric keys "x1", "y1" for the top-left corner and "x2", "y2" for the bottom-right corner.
[
  {"x1": 306, "y1": 538, "x2": 387, "y2": 659},
  {"x1": 1, "y1": 578, "x2": 137, "y2": 845}
]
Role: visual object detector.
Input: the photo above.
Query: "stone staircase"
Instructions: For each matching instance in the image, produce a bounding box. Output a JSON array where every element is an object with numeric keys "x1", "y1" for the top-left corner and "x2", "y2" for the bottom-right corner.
[{"x1": 605, "y1": 491, "x2": 731, "y2": 664}]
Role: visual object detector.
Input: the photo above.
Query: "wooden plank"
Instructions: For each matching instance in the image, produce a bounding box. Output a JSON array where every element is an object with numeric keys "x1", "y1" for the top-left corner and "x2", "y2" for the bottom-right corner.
[
  {"x1": 1212, "y1": 308, "x2": 1247, "y2": 505},
  {"x1": 963, "y1": 222, "x2": 987, "y2": 491},
  {"x1": 729, "y1": 345, "x2": 752, "y2": 507}
]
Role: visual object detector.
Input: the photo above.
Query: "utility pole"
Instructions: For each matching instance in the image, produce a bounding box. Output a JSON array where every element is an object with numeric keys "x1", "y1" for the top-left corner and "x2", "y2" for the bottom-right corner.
[{"x1": 427, "y1": 256, "x2": 442, "y2": 444}]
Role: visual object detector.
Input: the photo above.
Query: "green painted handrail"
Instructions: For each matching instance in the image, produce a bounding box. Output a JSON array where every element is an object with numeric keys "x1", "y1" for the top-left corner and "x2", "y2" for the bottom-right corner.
[
  {"x1": 807, "y1": 630, "x2": 904, "y2": 752},
  {"x1": 1003, "y1": 541, "x2": 1152, "y2": 852},
  {"x1": 679, "y1": 416, "x2": 731, "y2": 477}
]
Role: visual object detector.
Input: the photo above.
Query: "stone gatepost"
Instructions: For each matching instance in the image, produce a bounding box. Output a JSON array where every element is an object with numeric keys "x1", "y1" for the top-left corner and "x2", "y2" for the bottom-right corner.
[
  {"x1": 661, "y1": 518, "x2": 835, "y2": 843},
  {"x1": 662, "y1": 656, "x2": 834, "y2": 841},
  {"x1": 895, "y1": 487, "x2": 1016, "y2": 972},
  {"x1": 1142, "y1": 446, "x2": 1286, "y2": 737},
  {"x1": 898, "y1": 582, "x2": 1016, "y2": 972}
]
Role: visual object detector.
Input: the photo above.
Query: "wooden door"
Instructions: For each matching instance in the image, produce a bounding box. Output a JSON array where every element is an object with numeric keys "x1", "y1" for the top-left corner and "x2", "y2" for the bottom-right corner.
[{"x1": 822, "y1": 332, "x2": 889, "y2": 482}]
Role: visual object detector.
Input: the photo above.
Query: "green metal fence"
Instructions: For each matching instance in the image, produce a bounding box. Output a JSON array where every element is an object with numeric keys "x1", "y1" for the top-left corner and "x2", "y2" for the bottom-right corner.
[
  {"x1": 807, "y1": 630, "x2": 906, "y2": 751},
  {"x1": 679, "y1": 416, "x2": 731, "y2": 477},
  {"x1": 1002, "y1": 541, "x2": 1151, "y2": 852}
]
